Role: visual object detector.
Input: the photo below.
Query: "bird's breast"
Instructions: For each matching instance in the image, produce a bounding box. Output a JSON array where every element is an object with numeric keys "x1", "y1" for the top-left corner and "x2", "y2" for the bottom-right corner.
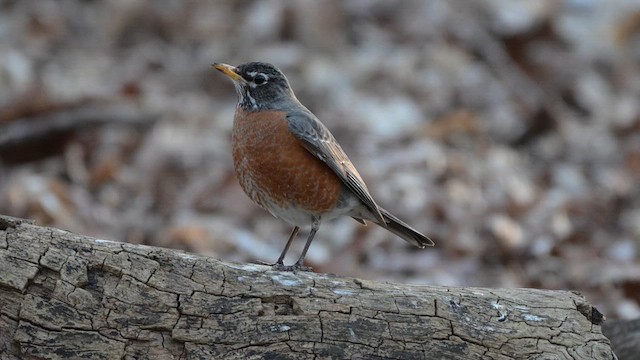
[{"x1": 231, "y1": 108, "x2": 343, "y2": 215}]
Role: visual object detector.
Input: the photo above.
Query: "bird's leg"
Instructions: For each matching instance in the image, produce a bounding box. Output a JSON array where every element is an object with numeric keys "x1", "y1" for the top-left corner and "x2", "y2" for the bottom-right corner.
[
  {"x1": 270, "y1": 226, "x2": 299, "y2": 270},
  {"x1": 290, "y1": 217, "x2": 320, "y2": 271},
  {"x1": 271, "y1": 219, "x2": 319, "y2": 272}
]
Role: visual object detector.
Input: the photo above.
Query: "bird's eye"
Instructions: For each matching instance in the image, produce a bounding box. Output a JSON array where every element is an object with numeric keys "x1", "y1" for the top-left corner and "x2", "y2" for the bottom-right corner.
[{"x1": 254, "y1": 73, "x2": 268, "y2": 85}]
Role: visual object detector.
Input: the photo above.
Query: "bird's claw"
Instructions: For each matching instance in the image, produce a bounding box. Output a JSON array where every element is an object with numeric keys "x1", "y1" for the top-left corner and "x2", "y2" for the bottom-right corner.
[{"x1": 271, "y1": 262, "x2": 313, "y2": 272}]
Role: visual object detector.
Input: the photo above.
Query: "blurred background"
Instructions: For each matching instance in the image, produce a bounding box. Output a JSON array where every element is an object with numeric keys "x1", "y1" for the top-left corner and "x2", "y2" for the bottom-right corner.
[{"x1": 1, "y1": 0, "x2": 639, "y2": 320}]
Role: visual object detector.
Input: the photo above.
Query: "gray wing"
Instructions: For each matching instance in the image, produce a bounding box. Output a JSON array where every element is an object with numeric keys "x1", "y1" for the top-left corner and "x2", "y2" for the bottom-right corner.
[{"x1": 287, "y1": 110, "x2": 385, "y2": 224}]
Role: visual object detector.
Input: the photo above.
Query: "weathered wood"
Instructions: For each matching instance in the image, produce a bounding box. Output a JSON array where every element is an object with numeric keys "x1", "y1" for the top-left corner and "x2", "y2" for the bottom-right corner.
[
  {"x1": 0, "y1": 215, "x2": 615, "y2": 359},
  {"x1": 602, "y1": 319, "x2": 640, "y2": 360}
]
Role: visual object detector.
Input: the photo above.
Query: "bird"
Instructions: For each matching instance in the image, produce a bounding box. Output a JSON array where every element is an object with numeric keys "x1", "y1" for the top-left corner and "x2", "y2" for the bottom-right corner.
[{"x1": 213, "y1": 61, "x2": 433, "y2": 271}]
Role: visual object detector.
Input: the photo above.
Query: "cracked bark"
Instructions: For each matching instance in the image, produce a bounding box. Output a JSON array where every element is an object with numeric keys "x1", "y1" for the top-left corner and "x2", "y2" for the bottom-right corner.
[{"x1": 0, "y1": 215, "x2": 615, "y2": 359}]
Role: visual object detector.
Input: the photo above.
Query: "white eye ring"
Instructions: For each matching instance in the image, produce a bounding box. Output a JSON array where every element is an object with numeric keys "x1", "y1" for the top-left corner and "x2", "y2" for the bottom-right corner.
[{"x1": 254, "y1": 73, "x2": 268, "y2": 85}]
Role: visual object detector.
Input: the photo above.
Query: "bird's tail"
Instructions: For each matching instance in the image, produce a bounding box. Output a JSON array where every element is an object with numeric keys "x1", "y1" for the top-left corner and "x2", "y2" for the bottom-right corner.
[{"x1": 375, "y1": 207, "x2": 434, "y2": 248}]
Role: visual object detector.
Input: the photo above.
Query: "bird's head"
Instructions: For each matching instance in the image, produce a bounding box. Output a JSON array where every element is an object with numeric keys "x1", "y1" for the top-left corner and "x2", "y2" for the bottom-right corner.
[{"x1": 213, "y1": 62, "x2": 295, "y2": 111}]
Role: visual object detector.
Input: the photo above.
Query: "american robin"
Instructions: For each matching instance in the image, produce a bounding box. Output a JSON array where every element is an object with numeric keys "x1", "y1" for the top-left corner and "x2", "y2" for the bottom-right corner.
[{"x1": 213, "y1": 61, "x2": 433, "y2": 271}]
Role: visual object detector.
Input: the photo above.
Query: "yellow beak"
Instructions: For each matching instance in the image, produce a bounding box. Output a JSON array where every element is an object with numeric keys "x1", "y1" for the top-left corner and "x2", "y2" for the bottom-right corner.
[{"x1": 212, "y1": 63, "x2": 245, "y2": 83}]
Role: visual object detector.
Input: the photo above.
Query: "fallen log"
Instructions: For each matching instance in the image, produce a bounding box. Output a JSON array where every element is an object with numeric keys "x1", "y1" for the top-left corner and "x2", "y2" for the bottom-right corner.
[
  {"x1": 0, "y1": 215, "x2": 614, "y2": 359},
  {"x1": 602, "y1": 318, "x2": 640, "y2": 360}
]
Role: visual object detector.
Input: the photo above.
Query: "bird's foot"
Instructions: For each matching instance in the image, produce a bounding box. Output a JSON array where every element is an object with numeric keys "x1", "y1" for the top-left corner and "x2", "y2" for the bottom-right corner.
[{"x1": 271, "y1": 262, "x2": 313, "y2": 272}]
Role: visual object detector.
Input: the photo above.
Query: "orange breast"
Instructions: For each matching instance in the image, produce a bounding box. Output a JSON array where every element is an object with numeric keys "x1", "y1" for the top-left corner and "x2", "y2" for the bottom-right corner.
[{"x1": 232, "y1": 109, "x2": 343, "y2": 213}]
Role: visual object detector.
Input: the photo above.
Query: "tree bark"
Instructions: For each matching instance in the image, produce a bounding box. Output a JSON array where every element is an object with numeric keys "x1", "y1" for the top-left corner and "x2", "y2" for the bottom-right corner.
[{"x1": 0, "y1": 215, "x2": 615, "y2": 359}]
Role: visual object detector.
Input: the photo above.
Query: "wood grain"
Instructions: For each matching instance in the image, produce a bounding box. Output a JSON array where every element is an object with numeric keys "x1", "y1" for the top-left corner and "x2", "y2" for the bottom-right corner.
[{"x1": 0, "y1": 215, "x2": 615, "y2": 359}]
